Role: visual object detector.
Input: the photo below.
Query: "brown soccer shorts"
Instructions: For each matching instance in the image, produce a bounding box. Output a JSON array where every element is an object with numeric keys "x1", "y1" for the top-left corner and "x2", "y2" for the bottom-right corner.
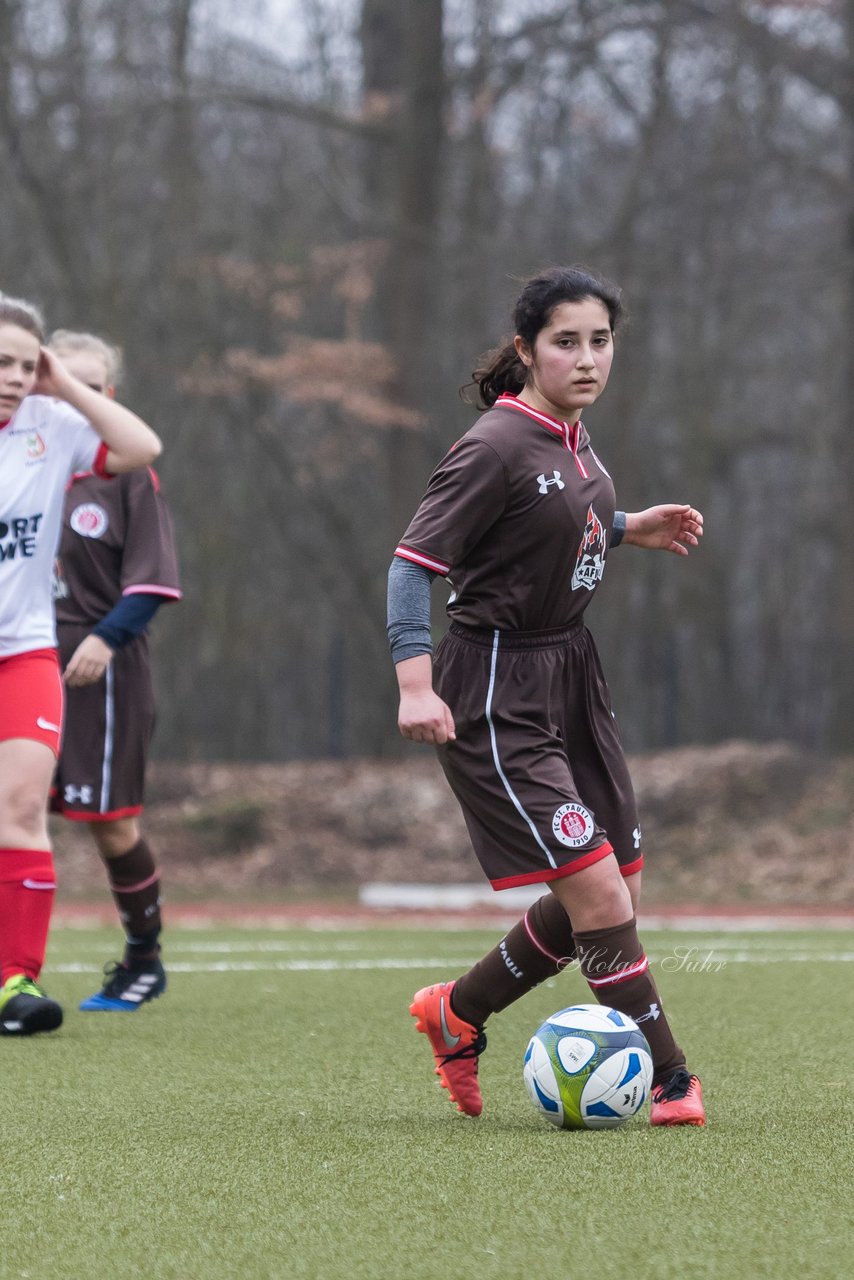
[
  {"x1": 51, "y1": 624, "x2": 155, "y2": 821},
  {"x1": 433, "y1": 622, "x2": 643, "y2": 890}
]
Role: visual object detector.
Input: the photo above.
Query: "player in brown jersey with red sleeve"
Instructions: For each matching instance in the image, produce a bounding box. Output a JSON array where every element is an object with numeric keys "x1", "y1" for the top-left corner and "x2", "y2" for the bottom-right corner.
[
  {"x1": 48, "y1": 332, "x2": 181, "y2": 1012},
  {"x1": 388, "y1": 267, "x2": 706, "y2": 1126}
]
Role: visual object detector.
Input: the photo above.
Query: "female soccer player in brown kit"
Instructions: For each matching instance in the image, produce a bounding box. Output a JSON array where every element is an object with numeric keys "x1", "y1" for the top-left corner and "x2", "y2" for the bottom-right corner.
[
  {"x1": 0, "y1": 297, "x2": 162, "y2": 1035},
  {"x1": 47, "y1": 331, "x2": 181, "y2": 1011},
  {"x1": 387, "y1": 267, "x2": 706, "y2": 1125}
]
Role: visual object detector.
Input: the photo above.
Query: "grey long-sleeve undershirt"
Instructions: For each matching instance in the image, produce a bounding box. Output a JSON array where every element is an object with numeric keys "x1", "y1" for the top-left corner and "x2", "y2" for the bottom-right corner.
[
  {"x1": 386, "y1": 511, "x2": 626, "y2": 664},
  {"x1": 387, "y1": 555, "x2": 436, "y2": 664}
]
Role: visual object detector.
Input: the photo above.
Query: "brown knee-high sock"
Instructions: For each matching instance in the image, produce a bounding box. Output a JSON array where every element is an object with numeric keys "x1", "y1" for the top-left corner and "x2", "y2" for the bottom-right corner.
[
  {"x1": 572, "y1": 916, "x2": 684, "y2": 1084},
  {"x1": 451, "y1": 894, "x2": 577, "y2": 1027},
  {"x1": 103, "y1": 838, "x2": 162, "y2": 960}
]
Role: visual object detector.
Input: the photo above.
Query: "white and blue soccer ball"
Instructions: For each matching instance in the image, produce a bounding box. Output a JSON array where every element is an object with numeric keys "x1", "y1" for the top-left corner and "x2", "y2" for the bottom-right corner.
[{"x1": 523, "y1": 1004, "x2": 652, "y2": 1130}]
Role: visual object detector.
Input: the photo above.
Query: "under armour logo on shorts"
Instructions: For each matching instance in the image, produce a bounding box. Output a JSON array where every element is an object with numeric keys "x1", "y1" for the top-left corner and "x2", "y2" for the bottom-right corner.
[{"x1": 64, "y1": 783, "x2": 94, "y2": 804}]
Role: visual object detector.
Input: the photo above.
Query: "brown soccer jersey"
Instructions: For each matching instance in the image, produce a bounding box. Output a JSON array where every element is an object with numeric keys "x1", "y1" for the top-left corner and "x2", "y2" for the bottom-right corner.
[
  {"x1": 395, "y1": 395, "x2": 616, "y2": 631},
  {"x1": 394, "y1": 394, "x2": 641, "y2": 889},
  {"x1": 51, "y1": 467, "x2": 180, "y2": 821},
  {"x1": 54, "y1": 467, "x2": 181, "y2": 622}
]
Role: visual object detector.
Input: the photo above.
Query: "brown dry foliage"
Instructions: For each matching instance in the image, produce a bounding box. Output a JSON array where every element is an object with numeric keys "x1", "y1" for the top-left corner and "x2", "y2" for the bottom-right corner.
[{"x1": 51, "y1": 743, "x2": 854, "y2": 907}]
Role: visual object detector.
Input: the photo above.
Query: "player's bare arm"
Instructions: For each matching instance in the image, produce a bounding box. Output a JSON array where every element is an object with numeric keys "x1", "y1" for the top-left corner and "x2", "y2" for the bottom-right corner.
[
  {"x1": 33, "y1": 347, "x2": 161, "y2": 472},
  {"x1": 63, "y1": 634, "x2": 114, "y2": 688},
  {"x1": 623, "y1": 504, "x2": 704, "y2": 556},
  {"x1": 395, "y1": 654, "x2": 456, "y2": 745}
]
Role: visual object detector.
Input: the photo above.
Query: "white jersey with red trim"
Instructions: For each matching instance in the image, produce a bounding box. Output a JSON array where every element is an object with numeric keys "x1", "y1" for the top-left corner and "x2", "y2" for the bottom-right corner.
[{"x1": 0, "y1": 396, "x2": 105, "y2": 657}]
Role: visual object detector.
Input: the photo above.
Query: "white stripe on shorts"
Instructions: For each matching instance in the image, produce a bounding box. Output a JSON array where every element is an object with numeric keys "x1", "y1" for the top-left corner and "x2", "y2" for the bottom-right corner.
[
  {"x1": 485, "y1": 630, "x2": 557, "y2": 869},
  {"x1": 99, "y1": 662, "x2": 115, "y2": 812}
]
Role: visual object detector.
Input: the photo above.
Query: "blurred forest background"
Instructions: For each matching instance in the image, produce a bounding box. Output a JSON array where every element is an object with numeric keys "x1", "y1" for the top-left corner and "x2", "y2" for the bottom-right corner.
[{"x1": 1, "y1": 0, "x2": 852, "y2": 762}]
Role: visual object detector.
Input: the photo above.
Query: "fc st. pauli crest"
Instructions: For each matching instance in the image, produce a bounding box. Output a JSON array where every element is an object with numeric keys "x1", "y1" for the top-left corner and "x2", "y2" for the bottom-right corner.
[{"x1": 571, "y1": 504, "x2": 606, "y2": 592}]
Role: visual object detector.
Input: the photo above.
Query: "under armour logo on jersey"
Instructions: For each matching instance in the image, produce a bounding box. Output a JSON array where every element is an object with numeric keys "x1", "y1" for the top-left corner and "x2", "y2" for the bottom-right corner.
[
  {"x1": 537, "y1": 471, "x2": 565, "y2": 494},
  {"x1": 64, "y1": 783, "x2": 94, "y2": 805},
  {"x1": 632, "y1": 825, "x2": 642, "y2": 849},
  {"x1": 635, "y1": 1003, "x2": 661, "y2": 1023}
]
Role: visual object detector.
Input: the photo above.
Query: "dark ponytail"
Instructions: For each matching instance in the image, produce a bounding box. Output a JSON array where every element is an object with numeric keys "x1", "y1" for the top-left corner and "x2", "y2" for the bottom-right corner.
[
  {"x1": 467, "y1": 340, "x2": 527, "y2": 408},
  {"x1": 463, "y1": 265, "x2": 623, "y2": 409}
]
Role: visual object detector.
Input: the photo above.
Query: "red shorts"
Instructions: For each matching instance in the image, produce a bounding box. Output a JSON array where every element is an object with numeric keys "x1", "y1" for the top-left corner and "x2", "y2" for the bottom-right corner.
[{"x1": 0, "y1": 648, "x2": 64, "y2": 755}]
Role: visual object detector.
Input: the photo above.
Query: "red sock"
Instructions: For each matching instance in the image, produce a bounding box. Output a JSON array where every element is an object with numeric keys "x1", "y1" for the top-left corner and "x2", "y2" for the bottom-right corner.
[{"x1": 0, "y1": 849, "x2": 56, "y2": 984}]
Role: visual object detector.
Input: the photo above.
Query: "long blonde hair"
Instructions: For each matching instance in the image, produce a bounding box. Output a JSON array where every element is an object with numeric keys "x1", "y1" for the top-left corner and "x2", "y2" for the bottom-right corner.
[{"x1": 48, "y1": 329, "x2": 123, "y2": 386}]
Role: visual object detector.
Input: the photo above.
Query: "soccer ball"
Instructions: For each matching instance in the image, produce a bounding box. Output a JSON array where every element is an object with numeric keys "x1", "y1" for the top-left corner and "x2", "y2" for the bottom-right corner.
[{"x1": 523, "y1": 1004, "x2": 652, "y2": 1130}]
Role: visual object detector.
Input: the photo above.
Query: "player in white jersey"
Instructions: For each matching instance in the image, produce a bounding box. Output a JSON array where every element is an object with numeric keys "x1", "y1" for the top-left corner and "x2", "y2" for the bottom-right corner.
[{"x1": 0, "y1": 294, "x2": 162, "y2": 1035}]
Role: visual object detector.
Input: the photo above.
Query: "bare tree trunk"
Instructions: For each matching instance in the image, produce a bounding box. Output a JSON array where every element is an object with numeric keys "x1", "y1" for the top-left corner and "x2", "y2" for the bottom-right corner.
[
  {"x1": 833, "y1": 0, "x2": 854, "y2": 747},
  {"x1": 0, "y1": 0, "x2": 87, "y2": 300},
  {"x1": 451, "y1": 0, "x2": 499, "y2": 392},
  {"x1": 386, "y1": 0, "x2": 446, "y2": 538},
  {"x1": 359, "y1": 0, "x2": 404, "y2": 211},
  {"x1": 388, "y1": 0, "x2": 445, "y2": 395},
  {"x1": 359, "y1": 0, "x2": 446, "y2": 542}
]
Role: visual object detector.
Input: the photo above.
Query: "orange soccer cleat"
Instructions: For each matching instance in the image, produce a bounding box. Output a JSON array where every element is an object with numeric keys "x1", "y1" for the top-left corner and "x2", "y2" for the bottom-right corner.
[
  {"x1": 409, "y1": 980, "x2": 487, "y2": 1117},
  {"x1": 650, "y1": 1067, "x2": 706, "y2": 1127}
]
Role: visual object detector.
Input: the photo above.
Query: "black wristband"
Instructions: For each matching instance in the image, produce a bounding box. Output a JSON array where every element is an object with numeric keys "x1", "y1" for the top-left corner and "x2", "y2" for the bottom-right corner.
[{"x1": 611, "y1": 510, "x2": 627, "y2": 548}]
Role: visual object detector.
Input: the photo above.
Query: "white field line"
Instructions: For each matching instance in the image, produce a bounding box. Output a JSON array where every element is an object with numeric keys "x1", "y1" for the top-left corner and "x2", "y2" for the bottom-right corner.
[
  {"x1": 640, "y1": 918, "x2": 854, "y2": 933},
  {"x1": 183, "y1": 917, "x2": 854, "y2": 933},
  {"x1": 53, "y1": 958, "x2": 479, "y2": 974},
  {"x1": 157, "y1": 939, "x2": 374, "y2": 953},
  {"x1": 167, "y1": 935, "x2": 851, "y2": 954},
  {"x1": 359, "y1": 883, "x2": 854, "y2": 930},
  {"x1": 51, "y1": 951, "x2": 854, "y2": 975},
  {"x1": 51, "y1": 933, "x2": 854, "y2": 958}
]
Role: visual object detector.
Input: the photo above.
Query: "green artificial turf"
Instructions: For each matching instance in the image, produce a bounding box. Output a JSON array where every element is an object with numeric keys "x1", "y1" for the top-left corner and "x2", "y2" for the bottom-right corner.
[{"x1": 2, "y1": 926, "x2": 852, "y2": 1279}]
